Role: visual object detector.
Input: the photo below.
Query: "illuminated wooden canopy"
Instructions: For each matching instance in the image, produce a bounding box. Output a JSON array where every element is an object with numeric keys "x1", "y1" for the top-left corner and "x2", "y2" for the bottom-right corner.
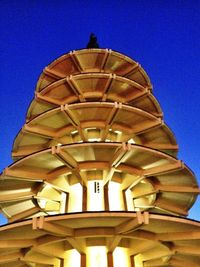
[{"x1": 0, "y1": 48, "x2": 199, "y2": 267}]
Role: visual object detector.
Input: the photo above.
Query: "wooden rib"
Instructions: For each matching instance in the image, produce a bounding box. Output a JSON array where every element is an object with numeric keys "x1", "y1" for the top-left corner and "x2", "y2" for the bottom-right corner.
[
  {"x1": 170, "y1": 257, "x2": 200, "y2": 267},
  {"x1": 44, "y1": 67, "x2": 65, "y2": 79},
  {"x1": 100, "y1": 102, "x2": 121, "y2": 140},
  {"x1": 155, "y1": 199, "x2": 188, "y2": 216},
  {"x1": 0, "y1": 239, "x2": 36, "y2": 248},
  {"x1": 23, "y1": 124, "x2": 57, "y2": 139},
  {"x1": 66, "y1": 237, "x2": 86, "y2": 253},
  {"x1": 34, "y1": 217, "x2": 74, "y2": 236},
  {"x1": 9, "y1": 207, "x2": 40, "y2": 223},
  {"x1": 12, "y1": 144, "x2": 49, "y2": 158},
  {"x1": 121, "y1": 175, "x2": 145, "y2": 191},
  {"x1": 103, "y1": 167, "x2": 115, "y2": 185},
  {"x1": 32, "y1": 244, "x2": 65, "y2": 259},
  {"x1": 143, "y1": 257, "x2": 170, "y2": 266},
  {"x1": 156, "y1": 231, "x2": 200, "y2": 241},
  {"x1": 143, "y1": 160, "x2": 183, "y2": 176},
  {"x1": 173, "y1": 245, "x2": 200, "y2": 256},
  {"x1": 109, "y1": 143, "x2": 127, "y2": 167},
  {"x1": 0, "y1": 251, "x2": 23, "y2": 263},
  {"x1": 35, "y1": 92, "x2": 61, "y2": 106},
  {"x1": 144, "y1": 142, "x2": 179, "y2": 151},
  {"x1": 0, "y1": 191, "x2": 35, "y2": 203},
  {"x1": 47, "y1": 166, "x2": 70, "y2": 180},
  {"x1": 3, "y1": 168, "x2": 45, "y2": 181},
  {"x1": 107, "y1": 235, "x2": 122, "y2": 252},
  {"x1": 115, "y1": 212, "x2": 144, "y2": 234},
  {"x1": 155, "y1": 184, "x2": 200, "y2": 193},
  {"x1": 132, "y1": 119, "x2": 162, "y2": 135},
  {"x1": 52, "y1": 146, "x2": 77, "y2": 169}
]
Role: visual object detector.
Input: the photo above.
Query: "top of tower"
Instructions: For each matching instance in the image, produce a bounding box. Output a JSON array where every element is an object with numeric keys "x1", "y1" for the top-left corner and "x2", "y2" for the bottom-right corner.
[{"x1": 86, "y1": 33, "x2": 99, "y2": 48}]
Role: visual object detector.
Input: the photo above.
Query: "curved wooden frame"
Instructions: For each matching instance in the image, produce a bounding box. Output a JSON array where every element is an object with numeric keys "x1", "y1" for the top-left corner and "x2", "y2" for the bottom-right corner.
[
  {"x1": 0, "y1": 212, "x2": 200, "y2": 266},
  {"x1": 1, "y1": 142, "x2": 198, "y2": 221},
  {"x1": 13, "y1": 102, "x2": 177, "y2": 159}
]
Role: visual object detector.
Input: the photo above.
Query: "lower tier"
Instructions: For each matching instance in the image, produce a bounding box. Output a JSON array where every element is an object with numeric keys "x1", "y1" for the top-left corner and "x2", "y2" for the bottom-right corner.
[{"x1": 0, "y1": 212, "x2": 200, "y2": 267}]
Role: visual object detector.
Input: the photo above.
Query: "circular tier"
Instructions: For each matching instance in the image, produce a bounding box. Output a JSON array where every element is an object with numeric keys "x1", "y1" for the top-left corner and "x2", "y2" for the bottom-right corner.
[
  {"x1": 13, "y1": 102, "x2": 177, "y2": 159},
  {"x1": 12, "y1": 102, "x2": 178, "y2": 159},
  {"x1": 27, "y1": 73, "x2": 161, "y2": 121},
  {"x1": 0, "y1": 212, "x2": 200, "y2": 267},
  {"x1": 1, "y1": 143, "x2": 198, "y2": 222},
  {"x1": 36, "y1": 49, "x2": 152, "y2": 92}
]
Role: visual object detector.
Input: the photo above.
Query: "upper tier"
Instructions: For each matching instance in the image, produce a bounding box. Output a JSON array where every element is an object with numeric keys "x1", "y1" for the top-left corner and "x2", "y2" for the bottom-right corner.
[{"x1": 0, "y1": 49, "x2": 199, "y2": 223}]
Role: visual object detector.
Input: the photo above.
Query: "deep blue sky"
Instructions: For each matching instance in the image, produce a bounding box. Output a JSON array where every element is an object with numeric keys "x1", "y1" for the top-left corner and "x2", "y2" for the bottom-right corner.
[{"x1": 0, "y1": 1, "x2": 200, "y2": 225}]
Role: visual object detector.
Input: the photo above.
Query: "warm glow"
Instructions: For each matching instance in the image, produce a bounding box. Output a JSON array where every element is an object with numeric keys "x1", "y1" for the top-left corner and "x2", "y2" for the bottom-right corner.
[
  {"x1": 125, "y1": 189, "x2": 135, "y2": 211},
  {"x1": 68, "y1": 183, "x2": 83, "y2": 212},
  {"x1": 64, "y1": 249, "x2": 80, "y2": 267},
  {"x1": 109, "y1": 182, "x2": 124, "y2": 210},
  {"x1": 113, "y1": 247, "x2": 131, "y2": 267},
  {"x1": 87, "y1": 246, "x2": 107, "y2": 267},
  {"x1": 87, "y1": 181, "x2": 104, "y2": 211}
]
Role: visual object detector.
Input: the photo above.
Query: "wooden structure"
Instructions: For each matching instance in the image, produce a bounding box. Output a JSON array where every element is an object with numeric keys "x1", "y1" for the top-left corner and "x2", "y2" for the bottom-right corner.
[{"x1": 0, "y1": 48, "x2": 200, "y2": 267}]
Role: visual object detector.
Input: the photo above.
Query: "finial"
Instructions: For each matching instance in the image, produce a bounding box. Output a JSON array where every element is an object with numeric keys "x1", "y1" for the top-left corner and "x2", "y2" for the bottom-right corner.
[{"x1": 86, "y1": 33, "x2": 99, "y2": 48}]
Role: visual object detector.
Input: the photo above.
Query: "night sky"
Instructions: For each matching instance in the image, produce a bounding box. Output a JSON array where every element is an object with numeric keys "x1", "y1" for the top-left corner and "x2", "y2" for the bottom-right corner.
[{"x1": 0, "y1": 1, "x2": 200, "y2": 225}]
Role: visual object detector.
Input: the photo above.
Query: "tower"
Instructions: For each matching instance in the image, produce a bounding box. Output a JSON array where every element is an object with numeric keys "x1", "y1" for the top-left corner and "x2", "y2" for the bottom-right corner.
[{"x1": 0, "y1": 47, "x2": 200, "y2": 267}]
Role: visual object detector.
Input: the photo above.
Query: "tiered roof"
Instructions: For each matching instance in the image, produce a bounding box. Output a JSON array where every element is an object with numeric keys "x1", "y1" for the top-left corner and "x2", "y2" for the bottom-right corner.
[{"x1": 0, "y1": 49, "x2": 200, "y2": 267}]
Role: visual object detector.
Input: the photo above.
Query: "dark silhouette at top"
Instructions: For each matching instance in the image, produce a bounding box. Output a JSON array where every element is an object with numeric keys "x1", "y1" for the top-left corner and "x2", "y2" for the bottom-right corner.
[{"x1": 87, "y1": 33, "x2": 99, "y2": 48}]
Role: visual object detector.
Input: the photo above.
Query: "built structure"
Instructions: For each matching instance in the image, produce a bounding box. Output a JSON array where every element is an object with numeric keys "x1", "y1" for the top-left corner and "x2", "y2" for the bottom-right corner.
[{"x1": 0, "y1": 48, "x2": 200, "y2": 267}]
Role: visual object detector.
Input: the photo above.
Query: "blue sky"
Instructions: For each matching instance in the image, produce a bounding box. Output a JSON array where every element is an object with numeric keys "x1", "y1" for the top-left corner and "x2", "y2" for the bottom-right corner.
[{"x1": 0, "y1": 1, "x2": 200, "y2": 224}]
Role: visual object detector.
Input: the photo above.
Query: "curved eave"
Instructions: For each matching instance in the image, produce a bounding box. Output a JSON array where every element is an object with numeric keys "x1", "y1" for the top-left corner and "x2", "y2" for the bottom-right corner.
[
  {"x1": 13, "y1": 103, "x2": 177, "y2": 159},
  {"x1": 1, "y1": 212, "x2": 200, "y2": 266},
  {"x1": 27, "y1": 73, "x2": 161, "y2": 121},
  {"x1": 1, "y1": 143, "x2": 199, "y2": 220},
  {"x1": 36, "y1": 49, "x2": 152, "y2": 92}
]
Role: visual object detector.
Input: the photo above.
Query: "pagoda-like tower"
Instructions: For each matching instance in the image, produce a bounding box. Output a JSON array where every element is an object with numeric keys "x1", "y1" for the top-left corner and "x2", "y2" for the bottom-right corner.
[{"x1": 0, "y1": 47, "x2": 200, "y2": 267}]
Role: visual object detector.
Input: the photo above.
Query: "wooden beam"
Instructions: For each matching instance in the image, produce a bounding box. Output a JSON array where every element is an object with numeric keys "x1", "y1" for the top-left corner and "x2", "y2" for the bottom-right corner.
[
  {"x1": 155, "y1": 184, "x2": 200, "y2": 193},
  {"x1": 132, "y1": 119, "x2": 162, "y2": 135},
  {"x1": 155, "y1": 199, "x2": 188, "y2": 216},
  {"x1": 66, "y1": 237, "x2": 86, "y2": 253},
  {"x1": 143, "y1": 160, "x2": 183, "y2": 176},
  {"x1": 115, "y1": 212, "x2": 145, "y2": 234},
  {"x1": 33, "y1": 216, "x2": 74, "y2": 236},
  {"x1": 107, "y1": 235, "x2": 122, "y2": 252},
  {"x1": 0, "y1": 191, "x2": 35, "y2": 203},
  {"x1": 0, "y1": 251, "x2": 23, "y2": 263},
  {"x1": 9, "y1": 206, "x2": 40, "y2": 223},
  {"x1": 0, "y1": 239, "x2": 36, "y2": 248},
  {"x1": 173, "y1": 245, "x2": 200, "y2": 256},
  {"x1": 3, "y1": 167, "x2": 45, "y2": 181},
  {"x1": 170, "y1": 257, "x2": 200, "y2": 267},
  {"x1": 156, "y1": 231, "x2": 200, "y2": 241},
  {"x1": 24, "y1": 124, "x2": 57, "y2": 139}
]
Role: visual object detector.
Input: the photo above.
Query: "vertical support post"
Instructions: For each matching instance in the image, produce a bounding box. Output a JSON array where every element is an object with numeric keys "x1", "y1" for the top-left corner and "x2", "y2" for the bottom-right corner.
[
  {"x1": 60, "y1": 258, "x2": 64, "y2": 267},
  {"x1": 82, "y1": 185, "x2": 87, "y2": 211},
  {"x1": 122, "y1": 189, "x2": 128, "y2": 211},
  {"x1": 81, "y1": 253, "x2": 86, "y2": 267},
  {"x1": 104, "y1": 183, "x2": 109, "y2": 210},
  {"x1": 130, "y1": 256, "x2": 135, "y2": 267},
  {"x1": 65, "y1": 193, "x2": 69, "y2": 213},
  {"x1": 107, "y1": 252, "x2": 114, "y2": 267}
]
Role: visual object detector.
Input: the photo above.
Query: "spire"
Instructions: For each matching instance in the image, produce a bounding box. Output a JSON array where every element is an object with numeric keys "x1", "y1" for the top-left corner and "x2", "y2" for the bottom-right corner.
[{"x1": 86, "y1": 33, "x2": 99, "y2": 48}]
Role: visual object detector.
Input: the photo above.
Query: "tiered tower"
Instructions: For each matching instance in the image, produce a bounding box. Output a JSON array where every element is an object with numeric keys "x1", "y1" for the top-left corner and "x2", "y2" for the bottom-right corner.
[{"x1": 0, "y1": 47, "x2": 200, "y2": 267}]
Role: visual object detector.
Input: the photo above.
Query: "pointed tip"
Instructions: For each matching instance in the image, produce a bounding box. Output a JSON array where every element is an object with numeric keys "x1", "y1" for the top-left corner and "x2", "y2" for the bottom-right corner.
[{"x1": 86, "y1": 33, "x2": 99, "y2": 48}]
